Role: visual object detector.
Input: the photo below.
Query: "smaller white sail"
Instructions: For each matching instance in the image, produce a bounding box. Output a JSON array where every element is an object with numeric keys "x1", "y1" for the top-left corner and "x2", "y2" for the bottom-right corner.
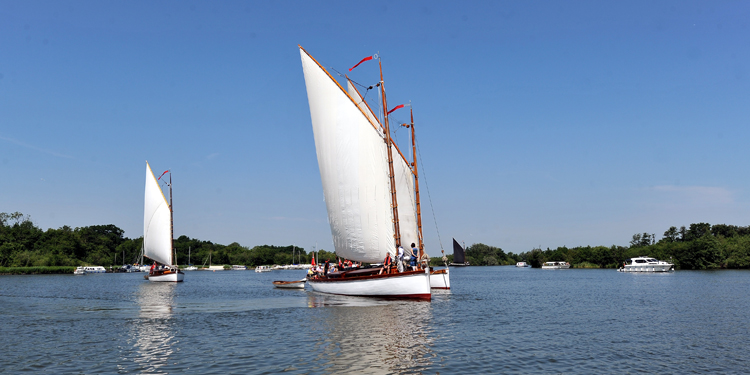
[
  {"x1": 393, "y1": 144, "x2": 420, "y2": 251},
  {"x1": 143, "y1": 162, "x2": 173, "y2": 266}
]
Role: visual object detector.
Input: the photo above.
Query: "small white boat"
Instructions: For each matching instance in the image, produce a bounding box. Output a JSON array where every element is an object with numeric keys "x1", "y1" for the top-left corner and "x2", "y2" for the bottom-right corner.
[
  {"x1": 255, "y1": 265, "x2": 271, "y2": 272},
  {"x1": 77, "y1": 266, "x2": 106, "y2": 273},
  {"x1": 146, "y1": 268, "x2": 184, "y2": 282},
  {"x1": 516, "y1": 262, "x2": 529, "y2": 267},
  {"x1": 184, "y1": 247, "x2": 197, "y2": 271},
  {"x1": 231, "y1": 265, "x2": 247, "y2": 270},
  {"x1": 73, "y1": 267, "x2": 86, "y2": 275},
  {"x1": 618, "y1": 256, "x2": 674, "y2": 272},
  {"x1": 430, "y1": 267, "x2": 450, "y2": 289},
  {"x1": 120, "y1": 264, "x2": 140, "y2": 273},
  {"x1": 542, "y1": 261, "x2": 570, "y2": 269},
  {"x1": 272, "y1": 279, "x2": 306, "y2": 289}
]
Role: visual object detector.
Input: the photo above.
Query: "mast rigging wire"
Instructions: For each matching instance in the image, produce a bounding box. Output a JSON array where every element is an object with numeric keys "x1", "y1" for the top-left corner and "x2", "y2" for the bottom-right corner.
[{"x1": 416, "y1": 139, "x2": 444, "y2": 254}]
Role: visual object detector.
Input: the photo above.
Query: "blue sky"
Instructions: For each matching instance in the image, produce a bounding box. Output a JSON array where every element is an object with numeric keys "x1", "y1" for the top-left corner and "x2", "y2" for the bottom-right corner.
[{"x1": 1, "y1": 1, "x2": 749, "y2": 255}]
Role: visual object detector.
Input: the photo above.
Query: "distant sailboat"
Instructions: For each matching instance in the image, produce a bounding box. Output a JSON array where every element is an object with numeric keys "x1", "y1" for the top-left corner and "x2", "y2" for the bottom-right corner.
[
  {"x1": 300, "y1": 46, "x2": 430, "y2": 299},
  {"x1": 143, "y1": 162, "x2": 184, "y2": 282},
  {"x1": 184, "y1": 247, "x2": 197, "y2": 271},
  {"x1": 450, "y1": 239, "x2": 470, "y2": 266}
]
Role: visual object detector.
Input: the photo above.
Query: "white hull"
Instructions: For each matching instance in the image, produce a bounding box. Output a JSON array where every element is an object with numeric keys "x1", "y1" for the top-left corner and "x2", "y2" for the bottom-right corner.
[
  {"x1": 619, "y1": 265, "x2": 674, "y2": 272},
  {"x1": 148, "y1": 272, "x2": 184, "y2": 282},
  {"x1": 430, "y1": 267, "x2": 450, "y2": 289},
  {"x1": 273, "y1": 279, "x2": 307, "y2": 289},
  {"x1": 308, "y1": 268, "x2": 431, "y2": 299},
  {"x1": 542, "y1": 262, "x2": 570, "y2": 269}
]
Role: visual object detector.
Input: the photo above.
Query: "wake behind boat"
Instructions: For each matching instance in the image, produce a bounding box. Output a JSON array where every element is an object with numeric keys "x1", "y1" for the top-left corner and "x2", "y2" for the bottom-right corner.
[
  {"x1": 300, "y1": 46, "x2": 431, "y2": 299},
  {"x1": 142, "y1": 162, "x2": 184, "y2": 282}
]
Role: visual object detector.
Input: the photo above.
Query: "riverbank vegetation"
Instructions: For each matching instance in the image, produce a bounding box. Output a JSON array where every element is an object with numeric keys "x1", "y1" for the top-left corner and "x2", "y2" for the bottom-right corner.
[
  {"x1": 517, "y1": 223, "x2": 750, "y2": 270},
  {"x1": 0, "y1": 212, "x2": 335, "y2": 273},
  {"x1": 4, "y1": 211, "x2": 749, "y2": 272}
]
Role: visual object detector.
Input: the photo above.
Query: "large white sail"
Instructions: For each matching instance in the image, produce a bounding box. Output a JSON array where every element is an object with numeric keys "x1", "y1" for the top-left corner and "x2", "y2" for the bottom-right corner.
[
  {"x1": 300, "y1": 48, "x2": 395, "y2": 263},
  {"x1": 143, "y1": 162, "x2": 173, "y2": 266}
]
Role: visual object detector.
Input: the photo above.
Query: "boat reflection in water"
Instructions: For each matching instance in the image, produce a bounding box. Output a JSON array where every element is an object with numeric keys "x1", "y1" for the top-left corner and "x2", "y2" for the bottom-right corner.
[
  {"x1": 131, "y1": 282, "x2": 177, "y2": 373},
  {"x1": 306, "y1": 293, "x2": 435, "y2": 373}
]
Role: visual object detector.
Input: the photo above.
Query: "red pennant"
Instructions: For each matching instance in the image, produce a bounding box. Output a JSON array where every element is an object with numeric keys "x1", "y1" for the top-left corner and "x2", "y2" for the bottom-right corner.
[
  {"x1": 349, "y1": 56, "x2": 373, "y2": 71},
  {"x1": 387, "y1": 104, "x2": 405, "y2": 115},
  {"x1": 157, "y1": 170, "x2": 169, "y2": 180}
]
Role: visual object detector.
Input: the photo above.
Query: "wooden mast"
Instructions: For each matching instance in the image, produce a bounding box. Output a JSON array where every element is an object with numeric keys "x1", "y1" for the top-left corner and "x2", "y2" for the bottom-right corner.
[
  {"x1": 380, "y1": 57, "x2": 401, "y2": 249},
  {"x1": 409, "y1": 108, "x2": 425, "y2": 261},
  {"x1": 169, "y1": 172, "x2": 175, "y2": 266}
]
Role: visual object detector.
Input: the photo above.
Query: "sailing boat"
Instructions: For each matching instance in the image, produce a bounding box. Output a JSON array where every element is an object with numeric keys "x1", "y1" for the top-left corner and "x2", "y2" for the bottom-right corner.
[
  {"x1": 346, "y1": 74, "x2": 450, "y2": 290},
  {"x1": 184, "y1": 247, "x2": 197, "y2": 271},
  {"x1": 143, "y1": 162, "x2": 184, "y2": 282},
  {"x1": 450, "y1": 239, "x2": 470, "y2": 266},
  {"x1": 299, "y1": 46, "x2": 430, "y2": 299}
]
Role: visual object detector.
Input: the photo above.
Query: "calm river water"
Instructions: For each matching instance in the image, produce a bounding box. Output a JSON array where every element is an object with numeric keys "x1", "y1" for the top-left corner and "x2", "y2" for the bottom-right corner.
[{"x1": 2, "y1": 267, "x2": 749, "y2": 374}]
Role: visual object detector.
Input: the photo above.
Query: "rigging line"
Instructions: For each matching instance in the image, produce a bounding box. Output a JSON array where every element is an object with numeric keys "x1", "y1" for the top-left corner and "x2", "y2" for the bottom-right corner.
[
  {"x1": 416, "y1": 139, "x2": 444, "y2": 252},
  {"x1": 330, "y1": 65, "x2": 380, "y2": 106},
  {"x1": 329, "y1": 67, "x2": 375, "y2": 90}
]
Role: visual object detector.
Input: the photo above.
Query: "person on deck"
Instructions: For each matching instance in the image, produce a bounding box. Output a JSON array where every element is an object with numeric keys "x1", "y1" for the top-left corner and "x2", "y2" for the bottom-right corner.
[
  {"x1": 410, "y1": 243, "x2": 419, "y2": 270},
  {"x1": 397, "y1": 245, "x2": 405, "y2": 273},
  {"x1": 379, "y1": 253, "x2": 392, "y2": 275}
]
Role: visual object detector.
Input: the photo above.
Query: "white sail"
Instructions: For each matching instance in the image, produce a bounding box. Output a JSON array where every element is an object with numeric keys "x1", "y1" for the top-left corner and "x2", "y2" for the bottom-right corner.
[
  {"x1": 392, "y1": 144, "x2": 420, "y2": 251},
  {"x1": 346, "y1": 79, "x2": 419, "y2": 251},
  {"x1": 300, "y1": 48, "x2": 395, "y2": 263},
  {"x1": 143, "y1": 162, "x2": 173, "y2": 266}
]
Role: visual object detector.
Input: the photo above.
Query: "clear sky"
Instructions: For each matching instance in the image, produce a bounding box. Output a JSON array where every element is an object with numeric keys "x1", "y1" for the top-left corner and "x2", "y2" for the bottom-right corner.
[{"x1": 2, "y1": 1, "x2": 749, "y2": 255}]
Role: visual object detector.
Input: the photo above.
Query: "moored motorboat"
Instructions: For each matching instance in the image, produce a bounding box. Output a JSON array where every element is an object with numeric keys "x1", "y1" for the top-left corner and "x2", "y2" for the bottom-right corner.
[
  {"x1": 516, "y1": 262, "x2": 529, "y2": 267},
  {"x1": 73, "y1": 266, "x2": 86, "y2": 275},
  {"x1": 78, "y1": 266, "x2": 106, "y2": 273},
  {"x1": 273, "y1": 279, "x2": 307, "y2": 289},
  {"x1": 618, "y1": 256, "x2": 674, "y2": 272},
  {"x1": 255, "y1": 265, "x2": 271, "y2": 272},
  {"x1": 541, "y1": 261, "x2": 570, "y2": 269},
  {"x1": 429, "y1": 267, "x2": 450, "y2": 289}
]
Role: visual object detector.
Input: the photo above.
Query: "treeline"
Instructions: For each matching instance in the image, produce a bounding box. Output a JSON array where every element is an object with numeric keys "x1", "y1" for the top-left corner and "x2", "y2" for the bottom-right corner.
[
  {"x1": 517, "y1": 223, "x2": 750, "y2": 270},
  {"x1": 0, "y1": 212, "x2": 337, "y2": 268}
]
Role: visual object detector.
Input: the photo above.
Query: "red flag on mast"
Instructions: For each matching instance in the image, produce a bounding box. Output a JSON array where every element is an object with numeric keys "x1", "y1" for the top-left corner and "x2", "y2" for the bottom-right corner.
[
  {"x1": 157, "y1": 170, "x2": 169, "y2": 180},
  {"x1": 349, "y1": 56, "x2": 373, "y2": 71},
  {"x1": 387, "y1": 104, "x2": 405, "y2": 115}
]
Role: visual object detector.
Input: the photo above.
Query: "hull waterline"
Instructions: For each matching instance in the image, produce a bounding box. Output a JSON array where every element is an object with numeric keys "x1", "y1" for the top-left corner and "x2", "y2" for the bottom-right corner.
[
  {"x1": 146, "y1": 270, "x2": 184, "y2": 282},
  {"x1": 307, "y1": 268, "x2": 431, "y2": 300}
]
